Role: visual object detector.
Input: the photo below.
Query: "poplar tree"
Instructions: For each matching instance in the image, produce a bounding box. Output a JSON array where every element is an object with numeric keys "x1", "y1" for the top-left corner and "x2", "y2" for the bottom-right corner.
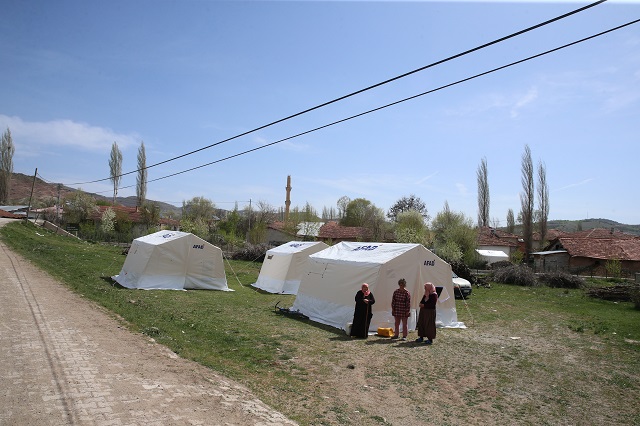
[
  {"x1": 136, "y1": 141, "x2": 147, "y2": 207},
  {"x1": 476, "y1": 157, "x2": 490, "y2": 227},
  {"x1": 520, "y1": 145, "x2": 534, "y2": 262},
  {"x1": 537, "y1": 161, "x2": 549, "y2": 249},
  {"x1": 109, "y1": 142, "x2": 123, "y2": 205}
]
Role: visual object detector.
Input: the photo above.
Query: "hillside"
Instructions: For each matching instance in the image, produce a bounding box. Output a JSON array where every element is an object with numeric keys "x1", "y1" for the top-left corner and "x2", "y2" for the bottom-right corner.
[{"x1": 6, "y1": 172, "x2": 181, "y2": 216}]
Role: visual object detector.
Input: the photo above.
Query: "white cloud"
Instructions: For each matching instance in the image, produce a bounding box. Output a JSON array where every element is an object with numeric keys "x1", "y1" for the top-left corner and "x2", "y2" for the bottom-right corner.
[
  {"x1": 510, "y1": 87, "x2": 538, "y2": 118},
  {"x1": 555, "y1": 178, "x2": 594, "y2": 192},
  {"x1": 0, "y1": 115, "x2": 140, "y2": 154}
]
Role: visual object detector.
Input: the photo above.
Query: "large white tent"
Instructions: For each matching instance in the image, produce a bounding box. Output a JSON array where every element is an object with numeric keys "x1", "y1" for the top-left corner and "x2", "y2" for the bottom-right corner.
[
  {"x1": 291, "y1": 242, "x2": 464, "y2": 332},
  {"x1": 252, "y1": 241, "x2": 329, "y2": 294},
  {"x1": 113, "y1": 231, "x2": 230, "y2": 291}
]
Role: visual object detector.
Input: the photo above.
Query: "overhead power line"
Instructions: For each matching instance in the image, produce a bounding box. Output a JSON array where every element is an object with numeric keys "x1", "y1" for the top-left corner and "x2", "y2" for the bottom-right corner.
[
  {"x1": 66, "y1": 0, "x2": 607, "y2": 188},
  {"x1": 108, "y1": 18, "x2": 638, "y2": 193}
]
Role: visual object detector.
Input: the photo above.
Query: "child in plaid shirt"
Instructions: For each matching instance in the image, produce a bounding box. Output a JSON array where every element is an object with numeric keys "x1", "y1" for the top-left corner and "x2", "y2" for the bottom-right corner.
[{"x1": 391, "y1": 278, "x2": 411, "y2": 340}]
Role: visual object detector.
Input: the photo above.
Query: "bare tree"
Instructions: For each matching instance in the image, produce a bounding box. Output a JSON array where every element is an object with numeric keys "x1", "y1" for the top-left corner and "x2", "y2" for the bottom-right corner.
[
  {"x1": 520, "y1": 145, "x2": 534, "y2": 262},
  {"x1": 477, "y1": 157, "x2": 490, "y2": 227},
  {"x1": 337, "y1": 196, "x2": 350, "y2": 219},
  {"x1": 136, "y1": 141, "x2": 147, "y2": 208},
  {"x1": 109, "y1": 142, "x2": 123, "y2": 205},
  {"x1": 537, "y1": 161, "x2": 549, "y2": 249},
  {"x1": 0, "y1": 128, "x2": 15, "y2": 204},
  {"x1": 387, "y1": 194, "x2": 428, "y2": 222},
  {"x1": 506, "y1": 209, "x2": 515, "y2": 234}
]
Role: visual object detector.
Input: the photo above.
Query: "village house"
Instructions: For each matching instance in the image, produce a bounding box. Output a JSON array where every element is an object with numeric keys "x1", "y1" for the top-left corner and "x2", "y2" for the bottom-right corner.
[{"x1": 532, "y1": 228, "x2": 640, "y2": 277}]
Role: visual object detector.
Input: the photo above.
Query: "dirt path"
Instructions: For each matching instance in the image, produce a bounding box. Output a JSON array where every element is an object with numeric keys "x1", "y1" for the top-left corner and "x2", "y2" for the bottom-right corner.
[{"x1": 0, "y1": 219, "x2": 296, "y2": 426}]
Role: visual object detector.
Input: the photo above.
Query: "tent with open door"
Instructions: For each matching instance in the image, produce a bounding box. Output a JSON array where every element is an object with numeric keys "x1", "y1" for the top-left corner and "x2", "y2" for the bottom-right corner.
[
  {"x1": 291, "y1": 242, "x2": 464, "y2": 332},
  {"x1": 252, "y1": 241, "x2": 329, "y2": 294},
  {"x1": 113, "y1": 231, "x2": 230, "y2": 291}
]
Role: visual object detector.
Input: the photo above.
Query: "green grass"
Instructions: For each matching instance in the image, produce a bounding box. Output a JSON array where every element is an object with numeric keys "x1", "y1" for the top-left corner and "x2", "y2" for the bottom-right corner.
[{"x1": 2, "y1": 221, "x2": 639, "y2": 425}]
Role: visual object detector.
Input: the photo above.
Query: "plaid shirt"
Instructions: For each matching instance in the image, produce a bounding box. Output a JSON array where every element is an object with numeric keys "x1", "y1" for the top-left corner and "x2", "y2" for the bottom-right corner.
[{"x1": 391, "y1": 287, "x2": 411, "y2": 317}]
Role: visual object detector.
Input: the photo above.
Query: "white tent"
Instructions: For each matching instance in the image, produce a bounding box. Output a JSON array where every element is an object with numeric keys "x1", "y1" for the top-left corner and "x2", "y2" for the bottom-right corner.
[
  {"x1": 291, "y1": 242, "x2": 464, "y2": 332},
  {"x1": 252, "y1": 241, "x2": 329, "y2": 294},
  {"x1": 476, "y1": 249, "x2": 509, "y2": 265},
  {"x1": 113, "y1": 231, "x2": 230, "y2": 291}
]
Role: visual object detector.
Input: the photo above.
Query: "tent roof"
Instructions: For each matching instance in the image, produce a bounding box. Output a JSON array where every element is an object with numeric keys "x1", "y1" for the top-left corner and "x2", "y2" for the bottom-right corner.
[
  {"x1": 267, "y1": 241, "x2": 327, "y2": 255},
  {"x1": 476, "y1": 249, "x2": 509, "y2": 258},
  {"x1": 310, "y1": 242, "x2": 421, "y2": 265}
]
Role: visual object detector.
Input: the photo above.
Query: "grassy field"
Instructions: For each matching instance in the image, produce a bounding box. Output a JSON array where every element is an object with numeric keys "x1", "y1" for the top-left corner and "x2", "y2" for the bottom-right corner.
[{"x1": 2, "y1": 221, "x2": 639, "y2": 425}]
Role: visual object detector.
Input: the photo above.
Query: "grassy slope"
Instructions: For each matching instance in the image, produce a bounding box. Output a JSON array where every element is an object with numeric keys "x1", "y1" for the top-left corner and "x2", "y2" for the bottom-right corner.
[{"x1": 2, "y1": 221, "x2": 639, "y2": 425}]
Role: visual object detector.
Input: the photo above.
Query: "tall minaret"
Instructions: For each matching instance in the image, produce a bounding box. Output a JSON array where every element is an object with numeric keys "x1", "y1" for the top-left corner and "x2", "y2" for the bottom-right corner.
[{"x1": 285, "y1": 175, "x2": 292, "y2": 222}]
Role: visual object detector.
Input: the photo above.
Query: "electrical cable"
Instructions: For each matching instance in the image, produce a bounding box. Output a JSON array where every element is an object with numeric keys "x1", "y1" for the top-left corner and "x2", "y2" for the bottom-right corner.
[
  {"x1": 64, "y1": 0, "x2": 607, "y2": 187},
  {"x1": 106, "y1": 18, "x2": 640, "y2": 192}
]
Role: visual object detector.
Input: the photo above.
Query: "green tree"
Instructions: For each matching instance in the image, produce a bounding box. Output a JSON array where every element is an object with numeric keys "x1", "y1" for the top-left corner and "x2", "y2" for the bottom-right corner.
[
  {"x1": 140, "y1": 202, "x2": 160, "y2": 229},
  {"x1": 0, "y1": 127, "x2": 15, "y2": 204},
  {"x1": 431, "y1": 202, "x2": 477, "y2": 265},
  {"x1": 181, "y1": 196, "x2": 216, "y2": 239},
  {"x1": 64, "y1": 190, "x2": 98, "y2": 224},
  {"x1": 394, "y1": 209, "x2": 428, "y2": 244},
  {"x1": 136, "y1": 141, "x2": 147, "y2": 208},
  {"x1": 341, "y1": 198, "x2": 387, "y2": 241},
  {"x1": 387, "y1": 194, "x2": 428, "y2": 222},
  {"x1": 109, "y1": 142, "x2": 123, "y2": 205}
]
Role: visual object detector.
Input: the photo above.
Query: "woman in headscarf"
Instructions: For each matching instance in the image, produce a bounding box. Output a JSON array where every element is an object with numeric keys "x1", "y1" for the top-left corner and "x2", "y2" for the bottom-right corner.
[
  {"x1": 350, "y1": 283, "x2": 375, "y2": 338},
  {"x1": 415, "y1": 282, "x2": 438, "y2": 344}
]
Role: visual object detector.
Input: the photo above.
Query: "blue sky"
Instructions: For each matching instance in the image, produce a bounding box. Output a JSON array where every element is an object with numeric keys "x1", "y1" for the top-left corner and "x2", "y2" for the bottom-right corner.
[{"x1": 1, "y1": 0, "x2": 639, "y2": 226}]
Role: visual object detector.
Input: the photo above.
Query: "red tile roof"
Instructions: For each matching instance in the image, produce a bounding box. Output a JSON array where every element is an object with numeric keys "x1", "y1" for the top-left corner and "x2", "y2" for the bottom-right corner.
[
  {"x1": 318, "y1": 221, "x2": 370, "y2": 240},
  {"x1": 0, "y1": 209, "x2": 21, "y2": 219},
  {"x1": 89, "y1": 205, "x2": 143, "y2": 223},
  {"x1": 555, "y1": 237, "x2": 640, "y2": 261}
]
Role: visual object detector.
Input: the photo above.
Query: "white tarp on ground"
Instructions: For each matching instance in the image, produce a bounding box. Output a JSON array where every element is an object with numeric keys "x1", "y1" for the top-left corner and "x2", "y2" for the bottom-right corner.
[
  {"x1": 113, "y1": 231, "x2": 230, "y2": 291},
  {"x1": 291, "y1": 242, "x2": 464, "y2": 332},
  {"x1": 252, "y1": 241, "x2": 329, "y2": 294},
  {"x1": 476, "y1": 249, "x2": 509, "y2": 264}
]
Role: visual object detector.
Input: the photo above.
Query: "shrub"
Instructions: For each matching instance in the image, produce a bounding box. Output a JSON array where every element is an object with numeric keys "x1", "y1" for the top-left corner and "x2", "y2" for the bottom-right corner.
[
  {"x1": 490, "y1": 265, "x2": 538, "y2": 287},
  {"x1": 538, "y1": 272, "x2": 584, "y2": 289},
  {"x1": 231, "y1": 242, "x2": 272, "y2": 262},
  {"x1": 490, "y1": 260, "x2": 513, "y2": 270}
]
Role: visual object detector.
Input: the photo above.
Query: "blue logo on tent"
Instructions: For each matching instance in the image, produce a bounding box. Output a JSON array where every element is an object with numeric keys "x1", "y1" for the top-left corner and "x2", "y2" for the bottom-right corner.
[{"x1": 353, "y1": 245, "x2": 379, "y2": 252}]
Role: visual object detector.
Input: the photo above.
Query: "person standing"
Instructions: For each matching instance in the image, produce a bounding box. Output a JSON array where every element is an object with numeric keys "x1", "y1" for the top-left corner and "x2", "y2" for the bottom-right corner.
[
  {"x1": 391, "y1": 278, "x2": 411, "y2": 340},
  {"x1": 350, "y1": 283, "x2": 375, "y2": 338},
  {"x1": 416, "y1": 282, "x2": 438, "y2": 344}
]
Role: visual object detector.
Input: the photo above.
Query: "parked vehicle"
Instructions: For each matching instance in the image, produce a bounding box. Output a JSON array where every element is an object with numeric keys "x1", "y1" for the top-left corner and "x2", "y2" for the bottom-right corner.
[{"x1": 452, "y1": 272, "x2": 472, "y2": 298}]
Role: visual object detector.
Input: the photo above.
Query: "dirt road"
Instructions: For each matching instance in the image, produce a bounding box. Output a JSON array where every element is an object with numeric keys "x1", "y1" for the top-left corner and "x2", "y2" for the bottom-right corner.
[{"x1": 0, "y1": 219, "x2": 296, "y2": 426}]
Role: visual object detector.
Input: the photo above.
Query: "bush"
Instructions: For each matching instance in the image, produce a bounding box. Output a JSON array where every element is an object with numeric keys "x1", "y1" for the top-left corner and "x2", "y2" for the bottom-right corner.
[
  {"x1": 538, "y1": 272, "x2": 584, "y2": 289},
  {"x1": 490, "y1": 265, "x2": 538, "y2": 287},
  {"x1": 490, "y1": 260, "x2": 513, "y2": 270},
  {"x1": 230, "y1": 242, "x2": 272, "y2": 262}
]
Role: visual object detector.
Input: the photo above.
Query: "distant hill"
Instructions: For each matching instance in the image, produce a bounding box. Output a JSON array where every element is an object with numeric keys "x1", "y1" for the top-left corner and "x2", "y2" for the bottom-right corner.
[
  {"x1": 6, "y1": 172, "x2": 181, "y2": 217},
  {"x1": 546, "y1": 219, "x2": 640, "y2": 236}
]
